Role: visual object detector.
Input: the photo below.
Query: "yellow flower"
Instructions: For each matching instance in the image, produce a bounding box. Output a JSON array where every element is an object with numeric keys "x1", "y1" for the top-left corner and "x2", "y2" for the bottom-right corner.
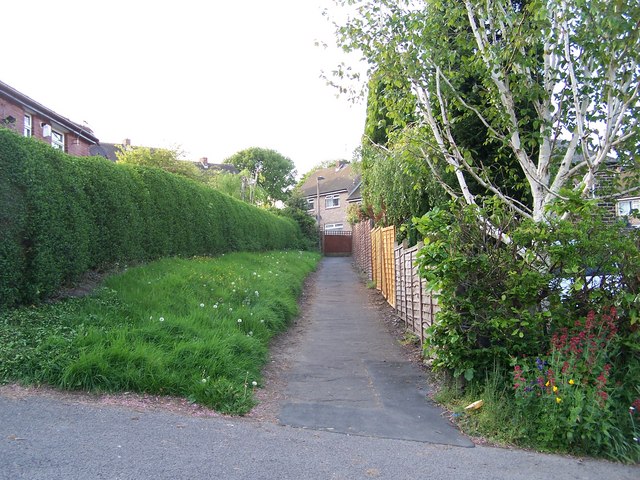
[
  {"x1": 569, "y1": 379, "x2": 575, "y2": 385},
  {"x1": 553, "y1": 386, "x2": 558, "y2": 393},
  {"x1": 556, "y1": 397, "x2": 562, "y2": 404},
  {"x1": 545, "y1": 381, "x2": 550, "y2": 387}
]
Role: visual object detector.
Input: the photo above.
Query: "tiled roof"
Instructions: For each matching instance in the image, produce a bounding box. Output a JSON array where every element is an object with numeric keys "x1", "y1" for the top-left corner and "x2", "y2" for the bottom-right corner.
[
  {"x1": 347, "y1": 178, "x2": 362, "y2": 202},
  {"x1": 0, "y1": 79, "x2": 99, "y2": 144},
  {"x1": 193, "y1": 160, "x2": 239, "y2": 174},
  {"x1": 90, "y1": 142, "x2": 121, "y2": 161},
  {"x1": 300, "y1": 162, "x2": 358, "y2": 197}
]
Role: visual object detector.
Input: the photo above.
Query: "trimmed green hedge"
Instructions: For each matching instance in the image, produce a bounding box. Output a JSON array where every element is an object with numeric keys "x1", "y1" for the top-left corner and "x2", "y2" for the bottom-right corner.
[{"x1": 0, "y1": 130, "x2": 303, "y2": 309}]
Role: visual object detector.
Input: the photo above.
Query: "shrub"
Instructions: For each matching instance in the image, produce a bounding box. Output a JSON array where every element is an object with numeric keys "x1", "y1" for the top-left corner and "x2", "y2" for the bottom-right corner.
[
  {"x1": 511, "y1": 307, "x2": 640, "y2": 462},
  {"x1": 0, "y1": 129, "x2": 304, "y2": 309},
  {"x1": 415, "y1": 198, "x2": 640, "y2": 381}
]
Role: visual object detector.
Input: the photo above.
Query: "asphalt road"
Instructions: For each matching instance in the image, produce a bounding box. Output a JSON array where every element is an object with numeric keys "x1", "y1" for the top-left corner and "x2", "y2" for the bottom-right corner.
[{"x1": 2, "y1": 394, "x2": 638, "y2": 480}]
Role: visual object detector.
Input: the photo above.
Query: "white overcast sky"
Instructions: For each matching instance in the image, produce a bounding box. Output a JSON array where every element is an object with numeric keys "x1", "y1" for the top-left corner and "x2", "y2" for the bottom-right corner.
[{"x1": 2, "y1": 0, "x2": 366, "y2": 176}]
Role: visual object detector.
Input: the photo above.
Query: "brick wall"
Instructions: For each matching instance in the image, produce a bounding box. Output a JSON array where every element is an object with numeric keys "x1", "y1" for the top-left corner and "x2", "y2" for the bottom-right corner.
[
  {"x1": 0, "y1": 97, "x2": 93, "y2": 156},
  {"x1": 318, "y1": 191, "x2": 350, "y2": 231}
]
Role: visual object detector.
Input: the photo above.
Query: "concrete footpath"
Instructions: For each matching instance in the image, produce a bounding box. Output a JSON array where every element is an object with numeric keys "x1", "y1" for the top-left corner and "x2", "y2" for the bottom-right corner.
[{"x1": 279, "y1": 257, "x2": 472, "y2": 447}]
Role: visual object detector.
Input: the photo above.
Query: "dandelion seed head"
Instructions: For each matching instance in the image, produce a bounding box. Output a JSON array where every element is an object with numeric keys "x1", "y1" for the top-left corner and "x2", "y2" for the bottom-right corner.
[
  {"x1": 200, "y1": 303, "x2": 205, "y2": 308},
  {"x1": 159, "y1": 317, "x2": 165, "y2": 322},
  {"x1": 237, "y1": 319, "x2": 242, "y2": 323},
  {"x1": 252, "y1": 381, "x2": 258, "y2": 387}
]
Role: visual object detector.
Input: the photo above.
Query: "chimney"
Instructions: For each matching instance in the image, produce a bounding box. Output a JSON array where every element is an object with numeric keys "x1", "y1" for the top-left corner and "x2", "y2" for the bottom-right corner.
[{"x1": 123, "y1": 138, "x2": 131, "y2": 147}]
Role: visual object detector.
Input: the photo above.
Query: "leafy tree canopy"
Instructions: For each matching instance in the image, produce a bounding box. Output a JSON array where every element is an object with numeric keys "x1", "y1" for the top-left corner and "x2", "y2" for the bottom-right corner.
[
  {"x1": 115, "y1": 146, "x2": 200, "y2": 181},
  {"x1": 224, "y1": 147, "x2": 297, "y2": 202},
  {"x1": 332, "y1": 0, "x2": 640, "y2": 224}
]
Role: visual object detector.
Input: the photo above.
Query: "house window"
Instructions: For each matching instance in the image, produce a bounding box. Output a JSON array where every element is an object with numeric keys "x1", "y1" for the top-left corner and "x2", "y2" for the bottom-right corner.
[
  {"x1": 24, "y1": 114, "x2": 32, "y2": 137},
  {"x1": 617, "y1": 198, "x2": 640, "y2": 217},
  {"x1": 51, "y1": 130, "x2": 65, "y2": 150},
  {"x1": 307, "y1": 198, "x2": 315, "y2": 211},
  {"x1": 324, "y1": 223, "x2": 344, "y2": 232},
  {"x1": 325, "y1": 194, "x2": 340, "y2": 209}
]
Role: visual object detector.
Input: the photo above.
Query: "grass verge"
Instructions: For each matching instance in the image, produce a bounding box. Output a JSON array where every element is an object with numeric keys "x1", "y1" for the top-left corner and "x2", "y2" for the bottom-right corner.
[{"x1": 0, "y1": 251, "x2": 320, "y2": 414}]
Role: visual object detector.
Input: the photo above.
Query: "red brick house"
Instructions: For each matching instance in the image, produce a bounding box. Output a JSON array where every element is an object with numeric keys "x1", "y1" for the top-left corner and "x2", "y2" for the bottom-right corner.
[
  {"x1": 0, "y1": 79, "x2": 99, "y2": 156},
  {"x1": 300, "y1": 161, "x2": 362, "y2": 232}
]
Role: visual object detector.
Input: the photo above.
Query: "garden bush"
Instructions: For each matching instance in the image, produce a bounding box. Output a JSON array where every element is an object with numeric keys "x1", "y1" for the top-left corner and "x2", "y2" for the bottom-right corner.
[
  {"x1": 415, "y1": 197, "x2": 640, "y2": 461},
  {"x1": 0, "y1": 129, "x2": 304, "y2": 309},
  {"x1": 415, "y1": 198, "x2": 640, "y2": 380}
]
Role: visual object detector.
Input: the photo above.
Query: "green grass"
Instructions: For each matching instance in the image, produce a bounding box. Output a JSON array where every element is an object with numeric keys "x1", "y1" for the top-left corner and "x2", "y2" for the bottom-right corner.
[
  {"x1": 0, "y1": 251, "x2": 320, "y2": 414},
  {"x1": 433, "y1": 372, "x2": 525, "y2": 447}
]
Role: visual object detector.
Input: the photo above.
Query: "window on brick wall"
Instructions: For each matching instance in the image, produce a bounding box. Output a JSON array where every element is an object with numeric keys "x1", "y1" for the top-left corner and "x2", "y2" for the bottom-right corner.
[
  {"x1": 24, "y1": 114, "x2": 32, "y2": 137},
  {"x1": 51, "y1": 130, "x2": 65, "y2": 150},
  {"x1": 325, "y1": 194, "x2": 340, "y2": 209},
  {"x1": 324, "y1": 223, "x2": 344, "y2": 231},
  {"x1": 307, "y1": 198, "x2": 315, "y2": 211},
  {"x1": 617, "y1": 198, "x2": 640, "y2": 217}
]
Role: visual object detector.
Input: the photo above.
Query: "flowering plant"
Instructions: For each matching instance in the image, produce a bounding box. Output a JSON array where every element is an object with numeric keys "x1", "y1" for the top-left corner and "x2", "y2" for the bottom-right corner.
[{"x1": 511, "y1": 307, "x2": 640, "y2": 461}]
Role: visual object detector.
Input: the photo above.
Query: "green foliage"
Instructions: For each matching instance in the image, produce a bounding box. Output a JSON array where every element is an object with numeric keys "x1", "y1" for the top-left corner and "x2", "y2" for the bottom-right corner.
[
  {"x1": 0, "y1": 251, "x2": 320, "y2": 415},
  {"x1": 116, "y1": 145, "x2": 201, "y2": 181},
  {"x1": 0, "y1": 130, "x2": 304, "y2": 309},
  {"x1": 224, "y1": 147, "x2": 296, "y2": 202},
  {"x1": 363, "y1": 69, "x2": 416, "y2": 146},
  {"x1": 415, "y1": 198, "x2": 640, "y2": 381},
  {"x1": 511, "y1": 307, "x2": 640, "y2": 462},
  {"x1": 357, "y1": 126, "x2": 450, "y2": 230},
  {"x1": 332, "y1": 0, "x2": 640, "y2": 222},
  {"x1": 273, "y1": 190, "x2": 319, "y2": 250}
]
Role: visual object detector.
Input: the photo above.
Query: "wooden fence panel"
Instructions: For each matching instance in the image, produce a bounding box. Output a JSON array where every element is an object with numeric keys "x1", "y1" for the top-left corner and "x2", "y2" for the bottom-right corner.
[
  {"x1": 381, "y1": 226, "x2": 396, "y2": 308},
  {"x1": 352, "y1": 220, "x2": 373, "y2": 279},
  {"x1": 352, "y1": 220, "x2": 439, "y2": 345}
]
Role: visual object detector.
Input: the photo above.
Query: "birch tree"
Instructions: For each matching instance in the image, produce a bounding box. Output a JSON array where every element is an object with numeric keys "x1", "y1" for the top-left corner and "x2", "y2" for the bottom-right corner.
[{"x1": 333, "y1": 0, "x2": 640, "y2": 223}]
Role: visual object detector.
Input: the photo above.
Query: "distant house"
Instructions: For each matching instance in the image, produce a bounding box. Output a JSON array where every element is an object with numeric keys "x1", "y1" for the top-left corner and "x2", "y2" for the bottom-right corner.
[
  {"x1": 0, "y1": 79, "x2": 99, "y2": 156},
  {"x1": 299, "y1": 161, "x2": 362, "y2": 232},
  {"x1": 192, "y1": 157, "x2": 239, "y2": 175}
]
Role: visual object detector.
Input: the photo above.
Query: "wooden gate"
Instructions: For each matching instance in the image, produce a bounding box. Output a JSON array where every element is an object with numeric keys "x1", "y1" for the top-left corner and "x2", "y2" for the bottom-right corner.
[{"x1": 322, "y1": 231, "x2": 353, "y2": 256}]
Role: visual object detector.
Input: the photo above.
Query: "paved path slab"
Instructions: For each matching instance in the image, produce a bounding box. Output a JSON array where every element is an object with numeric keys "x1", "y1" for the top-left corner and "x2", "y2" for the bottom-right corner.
[{"x1": 278, "y1": 257, "x2": 473, "y2": 447}]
